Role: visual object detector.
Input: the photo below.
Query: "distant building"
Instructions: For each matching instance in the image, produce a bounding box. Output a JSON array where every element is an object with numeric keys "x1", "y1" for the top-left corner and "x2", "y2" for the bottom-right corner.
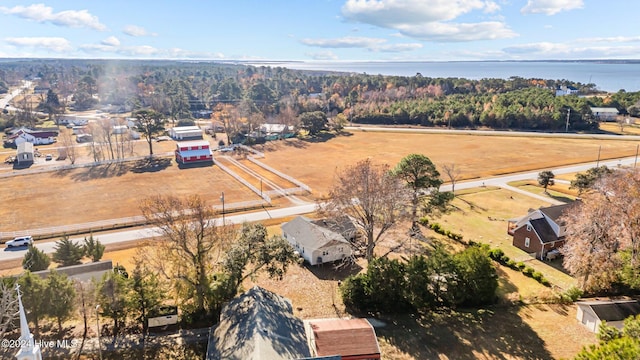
[
  {"x1": 5, "y1": 128, "x2": 57, "y2": 147},
  {"x1": 281, "y1": 216, "x2": 356, "y2": 266},
  {"x1": 16, "y1": 142, "x2": 34, "y2": 166},
  {"x1": 555, "y1": 86, "x2": 579, "y2": 96},
  {"x1": 590, "y1": 107, "x2": 619, "y2": 122},
  {"x1": 169, "y1": 125, "x2": 203, "y2": 140}
]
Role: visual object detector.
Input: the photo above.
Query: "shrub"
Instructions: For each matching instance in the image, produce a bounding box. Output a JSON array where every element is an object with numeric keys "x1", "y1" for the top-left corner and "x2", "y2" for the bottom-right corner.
[
  {"x1": 499, "y1": 254, "x2": 511, "y2": 264},
  {"x1": 507, "y1": 259, "x2": 518, "y2": 269},
  {"x1": 516, "y1": 262, "x2": 526, "y2": 271},
  {"x1": 564, "y1": 286, "x2": 584, "y2": 302},
  {"x1": 522, "y1": 267, "x2": 535, "y2": 277},
  {"x1": 488, "y1": 248, "x2": 504, "y2": 261},
  {"x1": 418, "y1": 217, "x2": 429, "y2": 226},
  {"x1": 540, "y1": 278, "x2": 551, "y2": 287},
  {"x1": 532, "y1": 271, "x2": 544, "y2": 281}
]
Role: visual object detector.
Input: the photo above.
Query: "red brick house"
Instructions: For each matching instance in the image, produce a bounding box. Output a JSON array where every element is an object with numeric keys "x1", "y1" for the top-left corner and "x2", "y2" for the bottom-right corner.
[
  {"x1": 508, "y1": 202, "x2": 578, "y2": 260},
  {"x1": 174, "y1": 140, "x2": 213, "y2": 165}
]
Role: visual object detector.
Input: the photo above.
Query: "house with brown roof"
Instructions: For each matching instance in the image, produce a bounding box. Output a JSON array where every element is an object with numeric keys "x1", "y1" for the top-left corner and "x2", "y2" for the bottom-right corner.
[
  {"x1": 306, "y1": 318, "x2": 381, "y2": 360},
  {"x1": 4, "y1": 128, "x2": 58, "y2": 147},
  {"x1": 576, "y1": 299, "x2": 640, "y2": 333},
  {"x1": 508, "y1": 202, "x2": 578, "y2": 260}
]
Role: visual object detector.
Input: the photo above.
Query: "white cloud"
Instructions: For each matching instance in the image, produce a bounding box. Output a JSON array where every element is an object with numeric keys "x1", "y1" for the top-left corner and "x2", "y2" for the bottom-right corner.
[
  {"x1": 521, "y1": 0, "x2": 583, "y2": 15},
  {"x1": 101, "y1": 36, "x2": 120, "y2": 47},
  {"x1": 341, "y1": 0, "x2": 513, "y2": 42},
  {"x1": 577, "y1": 36, "x2": 640, "y2": 43},
  {"x1": 305, "y1": 51, "x2": 339, "y2": 60},
  {"x1": 301, "y1": 36, "x2": 386, "y2": 48},
  {"x1": 5, "y1": 36, "x2": 72, "y2": 52},
  {"x1": 398, "y1": 21, "x2": 516, "y2": 42},
  {"x1": 123, "y1": 25, "x2": 157, "y2": 37},
  {"x1": 0, "y1": 4, "x2": 106, "y2": 30},
  {"x1": 301, "y1": 36, "x2": 422, "y2": 52},
  {"x1": 502, "y1": 41, "x2": 640, "y2": 59}
]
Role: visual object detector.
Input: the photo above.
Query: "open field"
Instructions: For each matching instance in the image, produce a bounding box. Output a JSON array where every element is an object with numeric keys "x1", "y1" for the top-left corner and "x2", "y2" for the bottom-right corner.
[
  {"x1": 255, "y1": 131, "x2": 640, "y2": 195},
  {"x1": 0, "y1": 159, "x2": 260, "y2": 231}
]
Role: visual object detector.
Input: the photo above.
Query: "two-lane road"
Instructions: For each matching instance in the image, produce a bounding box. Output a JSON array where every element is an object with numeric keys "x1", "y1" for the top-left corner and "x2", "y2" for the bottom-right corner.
[{"x1": 0, "y1": 203, "x2": 317, "y2": 262}]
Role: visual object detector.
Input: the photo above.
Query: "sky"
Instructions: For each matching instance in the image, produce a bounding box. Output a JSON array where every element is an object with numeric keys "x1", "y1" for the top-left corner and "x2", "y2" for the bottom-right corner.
[{"x1": 0, "y1": 0, "x2": 639, "y2": 61}]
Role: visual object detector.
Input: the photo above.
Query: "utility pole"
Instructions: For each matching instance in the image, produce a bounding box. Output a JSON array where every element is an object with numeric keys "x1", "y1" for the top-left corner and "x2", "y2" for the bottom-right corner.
[
  {"x1": 596, "y1": 145, "x2": 602, "y2": 167},
  {"x1": 565, "y1": 108, "x2": 571, "y2": 132},
  {"x1": 220, "y1": 192, "x2": 225, "y2": 223}
]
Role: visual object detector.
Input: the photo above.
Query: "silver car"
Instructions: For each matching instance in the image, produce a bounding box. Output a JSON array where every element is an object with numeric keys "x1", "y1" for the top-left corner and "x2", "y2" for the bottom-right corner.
[{"x1": 5, "y1": 235, "x2": 33, "y2": 248}]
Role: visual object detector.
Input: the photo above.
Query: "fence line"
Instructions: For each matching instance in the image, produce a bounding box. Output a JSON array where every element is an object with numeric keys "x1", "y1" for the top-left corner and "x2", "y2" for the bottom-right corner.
[
  {"x1": 215, "y1": 158, "x2": 272, "y2": 203},
  {"x1": 0, "y1": 198, "x2": 267, "y2": 241},
  {"x1": 246, "y1": 156, "x2": 311, "y2": 192}
]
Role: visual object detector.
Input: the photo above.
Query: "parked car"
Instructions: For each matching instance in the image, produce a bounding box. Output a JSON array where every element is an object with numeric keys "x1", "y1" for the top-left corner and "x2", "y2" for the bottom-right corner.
[
  {"x1": 546, "y1": 249, "x2": 562, "y2": 261},
  {"x1": 5, "y1": 235, "x2": 33, "y2": 248},
  {"x1": 45, "y1": 154, "x2": 52, "y2": 161}
]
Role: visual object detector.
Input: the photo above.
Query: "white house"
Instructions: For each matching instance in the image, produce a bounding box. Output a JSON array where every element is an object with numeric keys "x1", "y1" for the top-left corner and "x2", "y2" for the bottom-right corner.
[
  {"x1": 576, "y1": 299, "x2": 640, "y2": 333},
  {"x1": 281, "y1": 216, "x2": 354, "y2": 266},
  {"x1": 590, "y1": 107, "x2": 619, "y2": 122},
  {"x1": 169, "y1": 126, "x2": 203, "y2": 140},
  {"x1": 555, "y1": 86, "x2": 579, "y2": 96},
  {"x1": 6, "y1": 128, "x2": 57, "y2": 146}
]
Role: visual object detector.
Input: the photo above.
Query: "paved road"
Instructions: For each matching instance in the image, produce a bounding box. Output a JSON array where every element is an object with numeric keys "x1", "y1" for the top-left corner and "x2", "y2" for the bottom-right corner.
[
  {"x1": 0, "y1": 203, "x2": 317, "y2": 262},
  {"x1": 0, "y1": 80, "x2": 31, "y2": 111},
  {"x1": 346, "y1": 125, "x2": 640, "y2": 141}
]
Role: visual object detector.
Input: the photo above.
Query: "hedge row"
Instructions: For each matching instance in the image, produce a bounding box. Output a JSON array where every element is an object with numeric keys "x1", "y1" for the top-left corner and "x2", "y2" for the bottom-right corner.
[
  {"x1": 488, "y1": 248, "x2": 551, "y2": 287},
  {"x1": 420, "y1": 218, "x2": 463, "y2": 241}
]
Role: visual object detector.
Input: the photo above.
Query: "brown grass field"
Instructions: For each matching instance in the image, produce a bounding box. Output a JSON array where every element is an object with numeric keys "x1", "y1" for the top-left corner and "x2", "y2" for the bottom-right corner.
[{"x1": 255, "y1": 131, "x2": 640, "y2": 195}]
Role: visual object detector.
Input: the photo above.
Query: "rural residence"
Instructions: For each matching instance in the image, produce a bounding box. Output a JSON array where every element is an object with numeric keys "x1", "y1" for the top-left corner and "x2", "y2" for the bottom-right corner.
[
  {"x1": 576, "y1": 299, "x2": 640, "y2": 333},
  {"x1": 281, "y1": 216, "x2": 356, "y2": 266},
  {"x1": 508, "y1": 202, "x2": 577, "y2": 260},
  {"x1": 555, "y1": 85, "x2": 579, "y2": 96},
  {"x1": 174, "y1": 140, "x2": 213, "y2": 165},
  {"x1": 4, "y1": 128, "x2": 57, "y2": 147}
]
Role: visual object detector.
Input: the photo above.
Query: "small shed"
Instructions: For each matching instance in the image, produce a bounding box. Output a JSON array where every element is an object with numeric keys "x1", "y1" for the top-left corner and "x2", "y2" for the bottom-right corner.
[
  {"x1": 174, "y1": 140, "x2": 213, "y2": 165},
  {"x1": 306, "y1": 318, "x2": 381, "y2": 360},
  {"x1": 576, "y1": 299, "x2": 640, "y2": 332},
  {"x1": 590, "y1": 107, "x2": 619, "y2": 122},
  {"x1": 16, "y1": 142, "x2": 34, "y2": 165}
]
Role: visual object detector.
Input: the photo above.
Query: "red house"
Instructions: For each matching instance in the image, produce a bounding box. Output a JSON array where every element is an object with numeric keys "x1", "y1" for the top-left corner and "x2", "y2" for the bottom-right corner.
[
  {"x1": 174, "y1": 140, "x2": 213, "y2": 165},
  {"x1": 508, "y1": 202, "x2": 578, "y2": 260}
]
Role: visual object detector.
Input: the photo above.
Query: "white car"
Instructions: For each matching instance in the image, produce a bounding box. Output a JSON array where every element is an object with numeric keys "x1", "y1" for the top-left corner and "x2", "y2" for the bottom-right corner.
[{"x1": 5, "y1": 236, "x2": 33, "y2": 248}]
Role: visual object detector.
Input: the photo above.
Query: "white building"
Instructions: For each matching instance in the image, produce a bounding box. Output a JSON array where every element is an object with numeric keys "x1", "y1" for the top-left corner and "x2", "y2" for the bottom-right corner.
[
  {"x1": 169, "y1": 126, "x2": 203, "y2": 140},
  {"x1": 590, "y1": 107, "x2": 619, "y2": 122},
  {"x1": 281, "y1": 216, "x2": 355, "y2": 266}
]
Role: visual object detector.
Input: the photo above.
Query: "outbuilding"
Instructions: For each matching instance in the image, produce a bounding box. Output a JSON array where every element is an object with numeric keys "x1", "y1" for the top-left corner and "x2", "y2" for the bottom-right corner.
[
  {"x1": 169, "y1": 126, "x2": 203, "y2": 140},
  {"x1": 174, "y1": 140, "x2": 213, "y2": 165},
  {"x1": 16, "y1": 142, "x2": 34, "y2": 166},
  {"x1": 576, "y1": 299, "x2": 640, "y2": 333}
]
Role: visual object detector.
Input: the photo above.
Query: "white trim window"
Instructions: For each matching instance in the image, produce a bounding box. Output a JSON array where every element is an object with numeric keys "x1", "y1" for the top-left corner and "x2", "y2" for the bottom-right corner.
[
  {"x1": 525, "y1": 237, "x2": 530, "y2": 248},
  {"x1": 526, "y1": 224, "x2": 532, "y2": 232}
]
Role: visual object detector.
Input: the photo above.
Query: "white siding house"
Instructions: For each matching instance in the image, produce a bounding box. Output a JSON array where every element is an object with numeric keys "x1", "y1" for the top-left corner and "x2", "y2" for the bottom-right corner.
[
  {"x1": 169, "y1": 126, "x2": 203, "y2": 140},
  {"x1": 281, "y1": 216, "x2": 353, "y2": 266},
  {"x1": 576, "y1": 300, "x2": 640, "y2": 333}
]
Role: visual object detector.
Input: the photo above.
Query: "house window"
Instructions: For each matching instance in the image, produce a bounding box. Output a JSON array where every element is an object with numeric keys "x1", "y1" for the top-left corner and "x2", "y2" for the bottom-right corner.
[
  {"x1": 525, "y1": 237, "x2": 530, "y2": 248},
  {"x1": 322, "y1": 250, "x2": 329, "y2": 256},
  {"x1": 526, "y1": 224, "x2": 532, "y2": 232}
]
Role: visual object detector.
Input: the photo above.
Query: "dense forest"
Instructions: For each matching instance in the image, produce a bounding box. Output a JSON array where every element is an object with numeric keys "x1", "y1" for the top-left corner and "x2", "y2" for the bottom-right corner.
[{"x1": 2, "y1": 59, "x2": 640, "y2": 133}]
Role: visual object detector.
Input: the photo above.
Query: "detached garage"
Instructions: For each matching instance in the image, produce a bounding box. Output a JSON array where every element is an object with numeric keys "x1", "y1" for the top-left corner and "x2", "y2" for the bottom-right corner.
[
  {"x1": 576, "y1": 299, "x2": 640, "y2": 333},
  {"x1": 175, "y1": 140, "x2": 213, "y2": 165},
  {"x1": 169, "y1": 126, "x2": 203, "y2": 140}
]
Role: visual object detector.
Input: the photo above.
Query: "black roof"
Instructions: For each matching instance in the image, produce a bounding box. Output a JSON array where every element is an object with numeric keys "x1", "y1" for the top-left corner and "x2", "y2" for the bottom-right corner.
[
  {"x1": 584, "y1": 301, "x2": 640, "y2": 322},
  {"x1": 539, "y1": 202, "x2": 577, "y2": 223},
  {"x1": 529, "y1": 218, "x2": 559, "y2": 243}
]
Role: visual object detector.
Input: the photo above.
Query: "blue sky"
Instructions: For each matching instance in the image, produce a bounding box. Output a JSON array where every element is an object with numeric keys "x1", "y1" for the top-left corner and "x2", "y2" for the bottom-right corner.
[{"x1": 0, "y1": 0, "x2": 639, "y2": 61}]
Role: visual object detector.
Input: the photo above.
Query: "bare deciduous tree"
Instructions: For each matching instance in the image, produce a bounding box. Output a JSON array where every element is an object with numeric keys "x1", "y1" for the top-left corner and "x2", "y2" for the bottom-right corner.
[
  {"x1": 59, "y1": 130, "x2": 77, "y2": 164},
  {"x1": 140, "y1": 195, "x2": 235, "y2": 317},
  {"x1": 441, "y1": 163, "x2": 462, "y2": 195},
  {"x1": 321, "y1": 159, "x2": 410, "y2": 261},
  {"x1": 562, "y1": 169, "x2": 640, "y2": 291},
  {"x1": 0, "y1": 280, "x2": 18, "y2": 340}
]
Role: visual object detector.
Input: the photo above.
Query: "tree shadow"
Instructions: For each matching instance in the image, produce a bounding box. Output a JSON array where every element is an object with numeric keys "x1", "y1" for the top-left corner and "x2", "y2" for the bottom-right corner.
[
  {"x1": 70, "y1": 163, "x2": 130, "y2": 181},
  {"x1": 301, "y1": 132, "x2": 336, "y2": 143},
  {"x1": 304, "y1": 261, "x2": 362, "y2": 281},
  {"x1": 131, "y1": 158, "x2": 172, "y2": 173},
  {"x1": 375, "y1": 307, "x2": 554, "y2": 360},
  {"x1": 282, "y1": 139, "x2": 309, "y2": 149},
  {"x1": 547, "y1": 193, "x2": 575, "y2": 204}
]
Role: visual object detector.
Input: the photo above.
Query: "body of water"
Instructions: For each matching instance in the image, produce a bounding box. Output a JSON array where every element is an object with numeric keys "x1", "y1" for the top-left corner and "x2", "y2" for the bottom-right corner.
[{"x1": 247, "y1": 60, "x2": 640, "y2": 93}]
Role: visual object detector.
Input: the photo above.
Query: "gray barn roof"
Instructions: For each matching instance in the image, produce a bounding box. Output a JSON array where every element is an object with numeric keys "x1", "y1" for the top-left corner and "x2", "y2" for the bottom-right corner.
[{"x1": 207, "y1": 286, "x2": 310, "y2": 360}]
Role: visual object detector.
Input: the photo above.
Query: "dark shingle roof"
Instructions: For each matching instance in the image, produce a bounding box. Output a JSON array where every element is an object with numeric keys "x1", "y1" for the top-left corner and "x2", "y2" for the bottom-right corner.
[
  {"x1": 579, "y1": 300, "x2": 640, "y2": 322},
  {"x1": 207, "y1": 286, "x2": 310, "y2": 360},
  {"x1": 539, "y1": 203, "x2": 575, "y2": 223},
  {"x1": 530, "y1": 218, "x2": 559, "y2": 244}
]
